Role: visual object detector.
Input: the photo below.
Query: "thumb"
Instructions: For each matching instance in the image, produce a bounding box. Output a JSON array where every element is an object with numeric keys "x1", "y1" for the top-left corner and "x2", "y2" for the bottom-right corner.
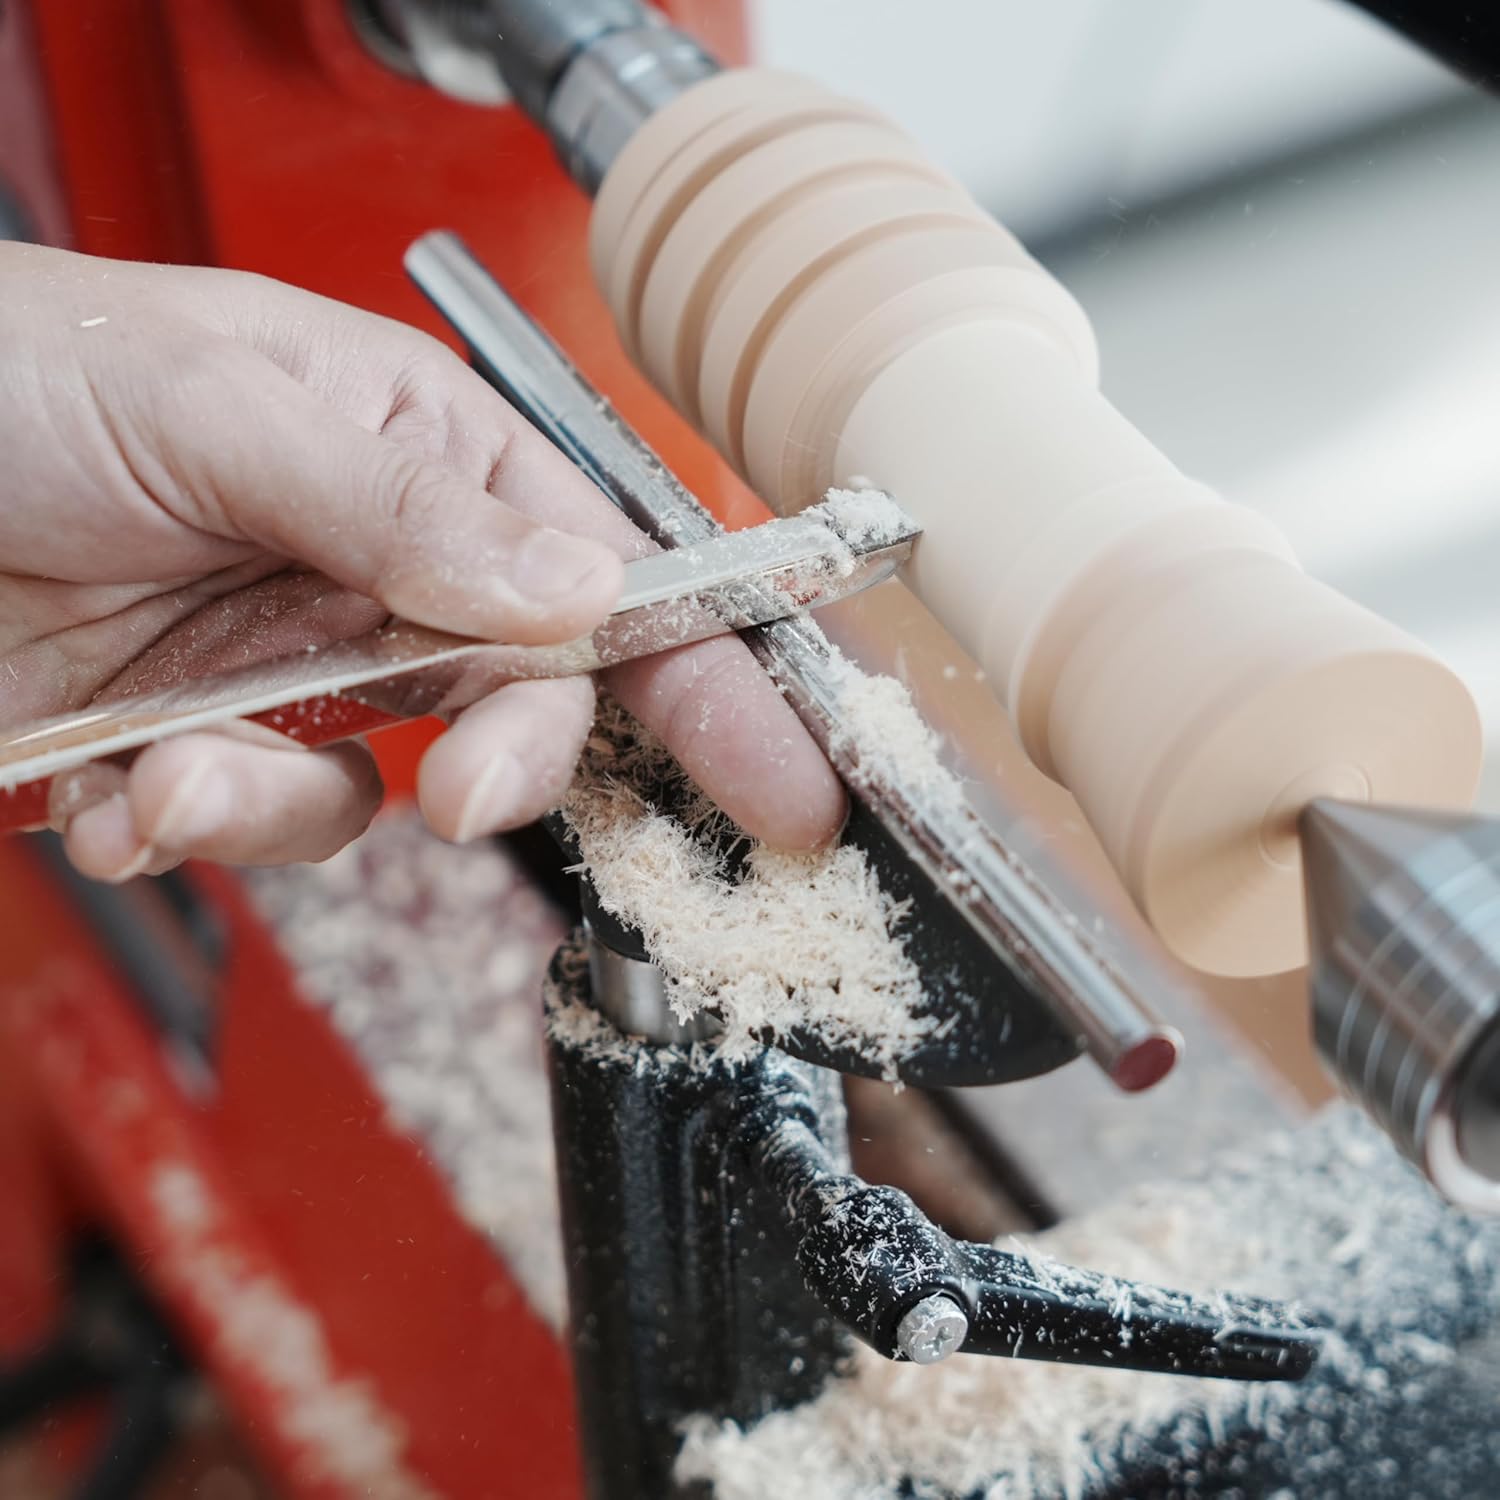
[{"x1": 177, "y1": 347, "x2": 624, "y2": 644}]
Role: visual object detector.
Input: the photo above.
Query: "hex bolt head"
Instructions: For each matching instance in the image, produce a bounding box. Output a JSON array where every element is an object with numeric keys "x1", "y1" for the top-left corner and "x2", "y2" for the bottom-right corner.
[{"x1": 896, "y1": 1293, "x2": 969, "y2": 1365}]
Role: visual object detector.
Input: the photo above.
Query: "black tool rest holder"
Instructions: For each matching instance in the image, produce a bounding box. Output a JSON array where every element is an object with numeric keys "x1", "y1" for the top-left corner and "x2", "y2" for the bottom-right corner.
[{"x1": 403, "y1": 239, "x2": 1320, "y2": 1500}]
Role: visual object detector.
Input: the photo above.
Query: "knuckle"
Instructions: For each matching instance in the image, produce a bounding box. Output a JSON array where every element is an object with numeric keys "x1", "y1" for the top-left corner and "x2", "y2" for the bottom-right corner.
[
  {"x1": 386, "y1": 343, "x2": 465, "y2": 414},
  {"x1": 401, "y1": 332, "x2": 469, "y2": 385},
  {"x1": 380, "y1": 348, "x2": 466, "y2": 445},
  {"x1": 377, "y1": 451, "x2": 455, "y2": 545},
  {"x1": 380, "y1": 341, "x2": 513, "y2": 480},
  {"x1": 364, "y1": 451, "x2": 472, "y2": 611}
]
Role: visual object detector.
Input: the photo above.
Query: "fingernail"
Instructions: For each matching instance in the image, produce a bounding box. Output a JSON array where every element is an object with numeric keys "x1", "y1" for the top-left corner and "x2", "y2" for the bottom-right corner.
[
  {"x1": 148, "y1": 759, "x2": 236, "y2": 850},
  {"x1": 68, "y1": 794, "x2": 157, "y2": 883},
  {"x1": 454, "y1": 752, "x2": 523, "y2": 843},
  {"x1": 512, "y1": 529, "x2": 619, "y2": 604}
]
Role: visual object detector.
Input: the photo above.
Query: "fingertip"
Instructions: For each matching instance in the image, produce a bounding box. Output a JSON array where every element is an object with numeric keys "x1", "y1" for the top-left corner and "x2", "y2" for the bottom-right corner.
[
  {"x1": 606, "y1": 642, "x2": 848, "y2": 853},
  {"x1": 128, "y1": 740, "x2": 234, "y2": 849},
  {"x1": 49, "y1": 761, "x2": 129, "y2": 832},
  {"x1": 753, "y1": 758, "x2": 849, "y2": 852},
  {"x1": 63, "y1": 792, "x2": 157, "y2": 883},
  {"x1": 449, "y1": 750, "x2": 527, "y2": 843},
  {"x1": 418, "y1": 677, "x2": 595, "y2": 842},
  {"x1": 124, "y1": 733, "x2": 383, "y2": 865},
  {"x1": 513, "y1": 528, "x2": 626, "y2": 612},
  {"x1": 709, "y1": 732, "x2": 848, "y2": 851}
]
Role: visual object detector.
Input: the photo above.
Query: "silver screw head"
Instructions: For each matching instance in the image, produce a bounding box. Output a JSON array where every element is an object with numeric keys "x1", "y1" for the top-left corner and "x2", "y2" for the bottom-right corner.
[{"x1": 896, "y1": 1293, "x2": 969, "y2": 1365}]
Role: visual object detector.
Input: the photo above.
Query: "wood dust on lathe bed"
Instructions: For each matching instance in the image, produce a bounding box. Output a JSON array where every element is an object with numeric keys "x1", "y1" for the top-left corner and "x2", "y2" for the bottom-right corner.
[{"x1": 677, "y1": 1110, "x2": 1500, "y2": 1500}]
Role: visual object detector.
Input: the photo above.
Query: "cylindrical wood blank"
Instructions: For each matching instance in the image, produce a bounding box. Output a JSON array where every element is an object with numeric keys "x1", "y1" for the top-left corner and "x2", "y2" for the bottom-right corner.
[{"x1": 590, "y1": 68, "x2": 1483, "y2": 977}]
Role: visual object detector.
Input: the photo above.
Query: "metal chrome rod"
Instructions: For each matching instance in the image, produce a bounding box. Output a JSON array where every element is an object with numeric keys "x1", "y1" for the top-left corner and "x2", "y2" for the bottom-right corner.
[
  {"x1": 545, "y1": 20, "x2": 718, "y2": 191},
  {"x1": 583, "y1": 922, "x2": 721, "y2": 1045},
  {"x1": 405, "y1": 230, "x2": 715, "y2": 545},
  {"x1": 408, "y1": 230, "x2": 1182, "y2": 1091},
  {"x1": 352, "y1": 0, "x2": 718, "y2": 187}
]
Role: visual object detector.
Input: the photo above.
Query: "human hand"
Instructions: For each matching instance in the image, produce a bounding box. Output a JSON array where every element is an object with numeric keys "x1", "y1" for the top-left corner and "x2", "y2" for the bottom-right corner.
[{"x1": 0, "y1": 244, "x2": 844, "y2": 880}]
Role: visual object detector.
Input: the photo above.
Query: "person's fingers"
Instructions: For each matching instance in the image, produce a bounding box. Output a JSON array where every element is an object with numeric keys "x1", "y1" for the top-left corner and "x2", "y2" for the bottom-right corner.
[
  {"x1": 379, "y1": 365, "x2": 846, "y2": 849},
  {"x1": 54, "y1": 759, "x2": 180, "y2": 883},
  {"x1": 61, "y1": 792, "x2": 183, "y2": 883},
  {"x1": 57, "y1": 733, "x2": 385, "y2": 877},
  {"x1": 170, "y1": 279, "x2": 846, "y2": 849},
  {"x1": 418, "y1": 676, "x2": 596, "y2": 843},
  {"x1": 606, "y1": 638, "x2": 847, "y2": 851},
  {"x1": 416, "y1": 376, "x2": 845, "y2": 847},
  {"x1": 49, "y1": 760, "x2": 130, "y2": 833},
  {"x1": 149, "y1": 342, "x2": 623, "y2": 646},
  {"x1": 52, "y1": 761, "x2": 168, "y2": 883},
  {"x1": 131, "y1": 733, "x2": 383, "y2": 865},
  {"x1": 364, "y1": 350, "x2": 847, "y2": 849}
]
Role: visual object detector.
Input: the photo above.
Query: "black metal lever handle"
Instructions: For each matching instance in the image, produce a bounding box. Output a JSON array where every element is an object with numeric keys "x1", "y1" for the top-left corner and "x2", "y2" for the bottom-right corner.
[
  {"x1": 741, "y1": 1079, "x2": 1319, "y2": 1383},
  {"x1": 960, "y1": 1242, "x2": 1317, "y2": 1381}
]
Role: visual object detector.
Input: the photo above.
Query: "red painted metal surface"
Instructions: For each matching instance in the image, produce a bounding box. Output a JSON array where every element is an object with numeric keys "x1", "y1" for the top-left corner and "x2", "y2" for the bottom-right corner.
[
  {"x1": 1, "y1": 694, "x2": 407, "y2": 837},
  {"x1": 12, "y1": 0, "x2": 760, "y2": 801},
  {"x1": 0, "y1": 780, "x2": 50, "y2": 837},
  {"x1": 0, "y1": 2, "x2": 752, "y2": 1492},
  {"x1": 0, "y1": 1010, "x2": 72, "y2": 1357},
  {"x1": 0, "y1": 837, "x2": 583, "y2": 1497}
]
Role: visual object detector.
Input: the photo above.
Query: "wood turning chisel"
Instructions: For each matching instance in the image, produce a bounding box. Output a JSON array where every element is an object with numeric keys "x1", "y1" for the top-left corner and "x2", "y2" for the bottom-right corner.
[{"x1": 0, "y1": 494, "x2": 919, "y2": 835}]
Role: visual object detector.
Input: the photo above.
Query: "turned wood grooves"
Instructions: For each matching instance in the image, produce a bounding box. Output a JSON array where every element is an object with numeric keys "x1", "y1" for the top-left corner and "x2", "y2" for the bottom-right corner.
[{"x1": 591, "y1": 68, "x2": 1483, "y2": 977}]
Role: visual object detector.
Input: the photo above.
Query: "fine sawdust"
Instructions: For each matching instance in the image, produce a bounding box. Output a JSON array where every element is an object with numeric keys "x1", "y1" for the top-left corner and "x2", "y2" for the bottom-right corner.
[
  {"x1": 824, "y1": 647, "x2": 966, "y2": 806},
  {"x1": 817, "y1": 486, "x2": 914, "y2": 549}
]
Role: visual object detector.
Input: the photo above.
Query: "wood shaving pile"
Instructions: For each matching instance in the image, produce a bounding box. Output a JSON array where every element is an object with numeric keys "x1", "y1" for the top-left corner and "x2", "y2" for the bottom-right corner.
[
  {"x1": 243, "y1": 799, "x2": 1500, "y2": 1496},
  {"x1": 824, "y1": 648, "x2": 967, "y2": 806},
  {"x1": 561, "y1": 700, "x2": 937, "y2": 1077}
]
